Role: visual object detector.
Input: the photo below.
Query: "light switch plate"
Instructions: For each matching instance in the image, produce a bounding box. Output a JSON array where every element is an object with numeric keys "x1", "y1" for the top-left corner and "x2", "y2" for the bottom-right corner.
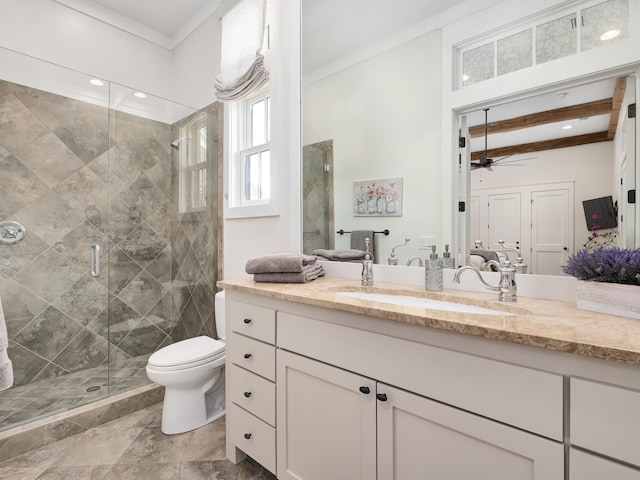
[{"x1": 418, "y1": 236, "x2": 435, "y2": 249}]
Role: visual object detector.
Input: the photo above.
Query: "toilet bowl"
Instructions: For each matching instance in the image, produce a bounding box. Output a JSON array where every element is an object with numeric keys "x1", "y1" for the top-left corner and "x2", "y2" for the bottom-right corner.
[{"x1": 146, "y1": 290, "x2": 227, "y2": 434}]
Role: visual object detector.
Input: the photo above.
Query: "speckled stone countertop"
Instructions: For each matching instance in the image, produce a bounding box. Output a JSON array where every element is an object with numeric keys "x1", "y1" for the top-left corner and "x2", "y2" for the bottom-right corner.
[{"x1": 218, "y1": 276, "x2": 640, "y2": 365}]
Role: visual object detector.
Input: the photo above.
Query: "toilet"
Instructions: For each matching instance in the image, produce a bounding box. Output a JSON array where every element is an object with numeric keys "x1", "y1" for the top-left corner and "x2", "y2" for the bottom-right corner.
[{"x1": 146, "y1": 290, "x2": 227, "y2": 435}]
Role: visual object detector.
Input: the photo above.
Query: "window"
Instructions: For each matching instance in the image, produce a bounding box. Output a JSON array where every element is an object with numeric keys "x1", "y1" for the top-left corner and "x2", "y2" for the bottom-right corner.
[
  {"x1": 226, "y1": 85, "x2": 277, "y2": 218},
  {"x1": 179, "y1": 113, "x2": 208, "y2": 213}
]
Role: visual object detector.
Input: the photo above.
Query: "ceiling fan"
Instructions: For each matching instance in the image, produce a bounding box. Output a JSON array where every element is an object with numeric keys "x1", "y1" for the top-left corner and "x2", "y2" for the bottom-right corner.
[{"x1": 470, "y1": 108, "x2": 530, "y2": 171}]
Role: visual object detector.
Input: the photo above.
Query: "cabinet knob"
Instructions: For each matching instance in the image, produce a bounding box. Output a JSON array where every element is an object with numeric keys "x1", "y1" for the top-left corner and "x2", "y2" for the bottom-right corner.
[
  {"x1": 376, "y1": 393, "x2": 388, "y2": 402},
  {"x1": 243, "y1": 318, "x2": 252, "y2": 324},
  {"x1": 244, "y1": 433, "x2": 252, "y2": 439},
  {"x1": 243, "y1": 353, "x2": 252, "y2": 359},
  {"x1": 244, "y1": 391, "x2": 252, "y2": 398},
  {"x1": 359, "y1": 386, "x2": 370, "y2": 394}
]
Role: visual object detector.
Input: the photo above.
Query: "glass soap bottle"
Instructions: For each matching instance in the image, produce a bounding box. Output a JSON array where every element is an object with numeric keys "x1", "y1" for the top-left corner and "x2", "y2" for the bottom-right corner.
[
  {"x1": 425, "y1": 245, "x2": 443, "y2": 291},
  {"x1": 442, "y1": 244, "x2": 455, "y2": 269}
]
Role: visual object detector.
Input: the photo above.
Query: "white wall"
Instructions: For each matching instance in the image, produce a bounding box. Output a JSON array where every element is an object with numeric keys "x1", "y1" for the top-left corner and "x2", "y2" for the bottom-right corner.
[
  {"x1": 172, "y1": 14, "x2": 221, "y2": 110},
  {"x1": 0, "y1": 0, "x2": 173, "y2": 99},
  {"x1": 222, "y1": 0, "x2": 301, "y2": 280},
  {"x1": 470, "y1": 142, "x2": 615, "y2": 253},
  {"x1": 303, "y1": 30, "x2": 442, "y2": 264}
]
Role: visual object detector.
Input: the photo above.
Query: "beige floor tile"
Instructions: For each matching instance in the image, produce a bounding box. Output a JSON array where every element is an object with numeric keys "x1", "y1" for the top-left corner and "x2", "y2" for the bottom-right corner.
[
  {"x1": 0, "y1": 467, "x2": 45, "y2": 480},
  {"x1": 116, "y1": 426, "x2": 195, "y2": 465},
  {"x1": 180, "y1": 419, "x2": 226, "y2": 462},
  {"x1": 53, "y1": 427, "x2": 142, "y2": 467},
  {"x1": 103, "y1": 462, "x2": 181, "y2": 480},
  {"x1": 35, "y1": 465, "x2": 111, "y2": 479}
]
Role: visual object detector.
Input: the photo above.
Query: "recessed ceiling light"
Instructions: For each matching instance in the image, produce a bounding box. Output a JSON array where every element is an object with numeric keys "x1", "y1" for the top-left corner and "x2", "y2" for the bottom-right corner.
[
  {"x1": 462, "y1": 74, "x2": 469, "y2": 82},
  {"x1": 562, "y1": 125, "x2": 573, "y2": 130},
  {"x1": 600, "y1": 29, "x2": 620, "y2": 41},
  {"x1": 134, "y1": 92, "x2": 147, "y2": 98},
  {"x1": 556, "y1": 92, "x2": 568, "y2": 99},
  {"x1": 89, "y1": 78, "x2": 104, "y2": 86}
]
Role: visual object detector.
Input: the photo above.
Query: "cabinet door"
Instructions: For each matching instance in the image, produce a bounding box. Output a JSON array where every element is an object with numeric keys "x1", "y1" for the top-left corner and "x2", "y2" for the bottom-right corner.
[
  {"x1": 276, "y1": 350, "x2": 376, "y2": 480},
  {"x1": 377, "y1": 383, "x2": 564, "y2": 480},
  {"x1": 570, "y1": 449, "x2": 640, "y2": 480}
]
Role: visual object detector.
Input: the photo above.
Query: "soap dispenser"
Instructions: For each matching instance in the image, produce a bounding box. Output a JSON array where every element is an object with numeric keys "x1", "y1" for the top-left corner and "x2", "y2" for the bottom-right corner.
[
  {"x1": 442, "y1": 244, "x2": 455, "y2": 269},
  {"x1": 425, "y1": 245, "x2": 443, "y2": 291}
]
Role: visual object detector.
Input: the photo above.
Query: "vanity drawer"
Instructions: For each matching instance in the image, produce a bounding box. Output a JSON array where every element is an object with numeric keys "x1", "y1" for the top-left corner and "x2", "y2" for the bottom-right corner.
[
  {"x1": 229, "y1": 364, "x2": 276, "y2": 426},
  {"x1": 228, "y1": 332, "x2": 276, "y2": 381},
  {"x1": 229, "y1": 403, "x2": 276, "y2": 475},
  {"x1": 571, "y1": 377, "x2": 640, "y2": 467},
  {"x1": 229, "y1": 300, "x2": 275, "y2": 344}
]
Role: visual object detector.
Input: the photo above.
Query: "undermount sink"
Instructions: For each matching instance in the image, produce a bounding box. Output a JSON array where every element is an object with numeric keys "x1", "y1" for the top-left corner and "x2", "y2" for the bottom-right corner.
[{"x1": 337, "y1": 291, "x2": 512, "y2": 316}]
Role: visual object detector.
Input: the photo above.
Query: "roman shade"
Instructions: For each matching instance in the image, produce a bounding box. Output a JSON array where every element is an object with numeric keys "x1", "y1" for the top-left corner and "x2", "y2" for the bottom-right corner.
[{"x1": 214, "y1": 0, "x2": 269, "y2": 101}]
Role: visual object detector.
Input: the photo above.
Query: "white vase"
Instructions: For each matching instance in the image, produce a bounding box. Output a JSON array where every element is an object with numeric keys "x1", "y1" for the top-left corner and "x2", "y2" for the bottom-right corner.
[{"x1": 576, "y1": 280, "x2": 640, "y2": 319}]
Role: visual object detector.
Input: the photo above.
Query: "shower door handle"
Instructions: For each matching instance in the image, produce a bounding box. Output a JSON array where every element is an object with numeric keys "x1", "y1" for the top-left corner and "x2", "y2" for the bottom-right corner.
[{"x1": 91, "y1": 244, "x2": 101, "y2": 278}]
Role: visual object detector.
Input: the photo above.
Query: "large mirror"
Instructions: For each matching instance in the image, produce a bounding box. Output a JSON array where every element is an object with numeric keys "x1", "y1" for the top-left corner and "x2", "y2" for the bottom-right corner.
[{"x1": 301, "y1": 0, "x2": 638, "y2": 276}]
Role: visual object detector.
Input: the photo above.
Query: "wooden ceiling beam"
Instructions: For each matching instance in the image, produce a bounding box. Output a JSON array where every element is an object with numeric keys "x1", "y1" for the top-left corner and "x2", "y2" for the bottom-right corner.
[
  {"x1": 468, "y1": 99, "x2": 613, "y2": 138},
  {"x1": 608, "y1": 77, "x2": 627, "y2": 140},
  {"x1": 470, "y1": 131, "x2": 610, "y2": 161}
]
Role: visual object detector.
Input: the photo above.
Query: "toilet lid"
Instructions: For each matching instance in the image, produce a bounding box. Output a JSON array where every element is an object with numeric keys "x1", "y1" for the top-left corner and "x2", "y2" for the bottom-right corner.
[{"x1": 148, "y1": 336, "x2": 225, "y2": 368}]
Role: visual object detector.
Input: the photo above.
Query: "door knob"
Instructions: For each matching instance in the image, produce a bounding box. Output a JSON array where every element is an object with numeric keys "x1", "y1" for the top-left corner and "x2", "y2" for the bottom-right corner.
[{"x1": 376, "y1": 393, "x2": 388, "y2": 402}]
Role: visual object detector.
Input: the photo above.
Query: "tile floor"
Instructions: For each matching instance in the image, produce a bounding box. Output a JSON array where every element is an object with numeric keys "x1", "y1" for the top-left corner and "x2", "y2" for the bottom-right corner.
[
  {"x1": 0, "y1": 355, "x2": 151, "y2": 431},
  {"x1": 0, "y1": 403, "x2": 276, "y2": 479}
]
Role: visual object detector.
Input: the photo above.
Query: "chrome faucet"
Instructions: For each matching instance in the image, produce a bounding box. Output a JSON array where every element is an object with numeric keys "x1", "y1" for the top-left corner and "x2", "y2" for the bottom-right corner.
[
  {"x1": 497, "y1": 240, "x2": 528, "y2": 274},
  {"x1": 361, "y1": 238, "x2": 374, "y2": 286},
  {"x1": 388, "y1": 238, "x2": 410, "y2": 265},
  {"x1": 453, "y1": 260, "x2": 517, "y2": 302},
  {"x1": 406, "y1": 256, "x2": 424, "y2": 267}
]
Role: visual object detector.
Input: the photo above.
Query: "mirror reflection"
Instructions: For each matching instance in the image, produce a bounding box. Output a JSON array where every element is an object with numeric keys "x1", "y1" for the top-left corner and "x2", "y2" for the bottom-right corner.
[{"x1": 301, "y1": 0, "x2": 637, "y2": 276}]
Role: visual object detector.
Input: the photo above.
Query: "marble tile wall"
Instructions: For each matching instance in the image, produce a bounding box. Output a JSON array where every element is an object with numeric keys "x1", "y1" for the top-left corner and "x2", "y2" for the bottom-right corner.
[{"x1": 0, "y1": 79, "x2": 222, "y2": 394}]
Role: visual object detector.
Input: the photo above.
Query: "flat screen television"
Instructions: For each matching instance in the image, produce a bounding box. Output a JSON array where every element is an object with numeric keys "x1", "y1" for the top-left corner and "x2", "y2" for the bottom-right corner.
[{"x1": 582, "y1": 195, "x2": 617, "y2": 231}]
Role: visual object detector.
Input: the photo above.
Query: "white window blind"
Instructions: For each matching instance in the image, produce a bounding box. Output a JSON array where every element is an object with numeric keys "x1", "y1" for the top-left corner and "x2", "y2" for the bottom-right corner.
[{"x1": 214, "y1": 0, "x2": 269, "y2": 101}]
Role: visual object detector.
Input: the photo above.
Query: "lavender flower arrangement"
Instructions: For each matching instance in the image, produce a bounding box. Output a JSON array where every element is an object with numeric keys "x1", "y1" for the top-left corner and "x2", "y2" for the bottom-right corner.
[{"x1": 561, "y1": 247, "x2": 640, "y2": 285}]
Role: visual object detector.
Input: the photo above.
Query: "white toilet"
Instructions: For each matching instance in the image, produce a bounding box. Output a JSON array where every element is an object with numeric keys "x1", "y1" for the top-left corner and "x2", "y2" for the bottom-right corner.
[{"x1": 146, "y1": 290, "x2": 227, "y2": 434}]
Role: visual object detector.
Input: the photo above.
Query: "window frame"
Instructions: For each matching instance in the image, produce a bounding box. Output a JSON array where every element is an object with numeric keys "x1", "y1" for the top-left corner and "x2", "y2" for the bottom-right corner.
[
  {"x1": 225, "y1": 84, "x2": 278, "y2": 219},
  {"x1": 179, "y1": 112, "x2": 208, "y2": 214}
]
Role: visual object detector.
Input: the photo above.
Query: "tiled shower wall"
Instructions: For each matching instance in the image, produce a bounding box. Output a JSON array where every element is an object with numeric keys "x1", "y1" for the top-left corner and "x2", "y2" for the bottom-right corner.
[{"x1": 0, "y1": 79, "x2": 221, "y2": 388}]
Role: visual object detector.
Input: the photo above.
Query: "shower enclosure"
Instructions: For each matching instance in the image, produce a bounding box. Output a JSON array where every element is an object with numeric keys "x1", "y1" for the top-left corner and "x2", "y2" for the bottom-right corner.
[{"x1": 0, "y1": 47, "x2": 221, "y2": 431}]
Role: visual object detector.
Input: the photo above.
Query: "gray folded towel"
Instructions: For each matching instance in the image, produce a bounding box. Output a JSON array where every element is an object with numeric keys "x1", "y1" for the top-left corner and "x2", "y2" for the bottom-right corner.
[
  {"x1": 246, "y1": 253, "x2": 317, "y2": 274},
  {"x1": 254, "y1": 264, "x2": 325, "y2": 283},
  {"x1": 312, "y1": 249, "x2": 367, "y2": 261},
  {"x1": 470, "y1": 249, "x2": 499, "y2": 263},
  {"x1": 0, "y1": 296, "x2": 13, "y2": 391}
]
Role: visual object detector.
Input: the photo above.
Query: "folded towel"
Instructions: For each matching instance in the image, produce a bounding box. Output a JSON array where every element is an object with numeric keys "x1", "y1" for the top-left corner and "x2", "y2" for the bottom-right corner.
[
  {"x1": 254, "y1": 264, "x2": 325, "y2": 283},
  {"x1": 312, "y1": 249, "x2": 367, "y2": 261},
  {"x1": 246, "y1": 253, "x2": 317, "y2": 274},
  {"x1": 0, "y1": 297, "x2": 13, "y2": 391},
  {"x1": 350, "y1": 230, "x2": 375, "y2": 261}
]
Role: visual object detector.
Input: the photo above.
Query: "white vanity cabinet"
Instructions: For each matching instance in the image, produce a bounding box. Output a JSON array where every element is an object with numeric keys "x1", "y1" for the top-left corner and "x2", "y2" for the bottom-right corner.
[
  {"x1": 570, "y1": 378, "x2": 640, "y2": 478},
  {"x1": 277, "y1": 348, "x2": 563, "y2": 480},
  {"x1": 226, "y1": 300, "x2": 277, "y2": 474}
]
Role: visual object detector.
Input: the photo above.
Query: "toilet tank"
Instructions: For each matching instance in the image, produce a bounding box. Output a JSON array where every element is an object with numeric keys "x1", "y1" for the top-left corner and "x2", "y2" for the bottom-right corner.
[{"x1": 214, "y1": 290, "x2": 226, "y2": 341}]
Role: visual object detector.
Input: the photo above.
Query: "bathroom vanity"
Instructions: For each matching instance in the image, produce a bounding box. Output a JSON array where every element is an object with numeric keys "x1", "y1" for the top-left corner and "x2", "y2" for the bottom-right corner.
[{"x1": 219, "y1": 277, "x2": 640, "y2": 479}]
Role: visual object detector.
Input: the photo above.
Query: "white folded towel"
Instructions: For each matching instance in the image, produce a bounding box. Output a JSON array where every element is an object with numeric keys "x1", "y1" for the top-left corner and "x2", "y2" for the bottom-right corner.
[{"x1": 0, "y1": 297, "x2": 13, "y2": 391}]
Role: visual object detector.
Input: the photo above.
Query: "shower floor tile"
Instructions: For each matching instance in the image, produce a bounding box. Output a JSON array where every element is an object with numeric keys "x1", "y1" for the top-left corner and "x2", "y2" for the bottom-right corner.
[
  {"x1": 0, "y1": 355, "x2": 152, "y2": 431},
  {"x1": 0, "y1": 404, "x2": 275, "y2": 480}
]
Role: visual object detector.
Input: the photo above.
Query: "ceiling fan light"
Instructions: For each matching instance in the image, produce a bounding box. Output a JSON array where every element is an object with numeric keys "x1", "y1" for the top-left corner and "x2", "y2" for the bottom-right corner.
[{"x1": 600, "y1": 29, "x2": 620, "y2": 41}]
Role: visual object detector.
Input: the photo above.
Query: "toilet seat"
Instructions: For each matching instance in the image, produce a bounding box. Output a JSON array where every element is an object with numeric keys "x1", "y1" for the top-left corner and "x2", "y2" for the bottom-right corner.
[{"x1": 148, "y1": 336, "x2": 225, "y2": 371}]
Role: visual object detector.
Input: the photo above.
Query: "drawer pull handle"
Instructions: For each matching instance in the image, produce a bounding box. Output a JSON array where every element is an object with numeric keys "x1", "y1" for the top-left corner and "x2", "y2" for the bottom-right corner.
[
  {"x1": 243, "y1": 318, "x2": 252, "y2": 324},
  {"x1": 244, "y1": 391, "x2": 252, "y2": 398},
  {"x1": 244, "y1": 433, "x2": 252, "y2": 439},
  {"x1": 376, "y1": 393, "x2": 388, "y2": 402},
  {"x1": 359, "y1": 386, "x2": 370, "y2": 394},
  {"x1": 243, "y1": 353, "x2": 252, "y2": 359}
]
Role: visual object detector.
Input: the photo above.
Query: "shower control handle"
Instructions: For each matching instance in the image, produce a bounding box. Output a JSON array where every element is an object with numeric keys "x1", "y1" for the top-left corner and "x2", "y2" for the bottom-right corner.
[{"x1": 91, "y1": 244, "x2": 100, "y2": 278}]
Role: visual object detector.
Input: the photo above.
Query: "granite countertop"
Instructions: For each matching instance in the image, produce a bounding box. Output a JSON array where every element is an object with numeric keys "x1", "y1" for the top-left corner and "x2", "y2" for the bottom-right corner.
[{"x1": 218, "y1": 276, "x2": 640, "y2": 365}]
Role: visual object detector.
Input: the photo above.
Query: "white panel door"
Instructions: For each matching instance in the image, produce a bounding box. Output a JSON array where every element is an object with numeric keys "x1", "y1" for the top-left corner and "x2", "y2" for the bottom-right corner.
[
  {"x1": 377, "y1": 383, "x2": 564, "y2": 480},
  {"x1": 571, "y1": 449, "x2": 640, "y2": 480},
  {"x1": 531, "y1": 188, "x2": 572, "y2": 275},
  {"x1": 488, "y1": 192, "x2": 521, "y2": 249},
  {"x1": 276, "y1": 350, "x2": 376, "y2": 480}
]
